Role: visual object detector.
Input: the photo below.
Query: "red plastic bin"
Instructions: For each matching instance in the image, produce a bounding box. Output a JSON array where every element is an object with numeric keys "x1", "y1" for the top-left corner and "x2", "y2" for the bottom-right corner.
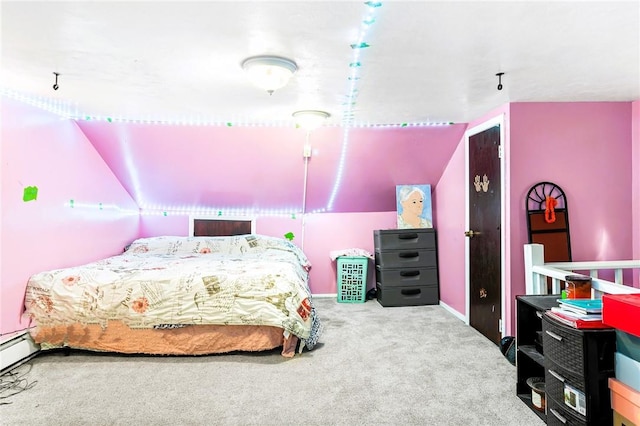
[{"x1": 602, "y1": 294, "x2": 640, "y2": 338}]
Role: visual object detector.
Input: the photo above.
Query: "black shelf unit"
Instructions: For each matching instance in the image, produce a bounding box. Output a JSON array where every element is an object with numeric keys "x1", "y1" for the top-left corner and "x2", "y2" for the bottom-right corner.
[
  {"x1": 542, "y1": 314, "x2": 616, "y2": 425},
  {"x1": 516, "y1": 294, "x2": 560, "y2": 422}
]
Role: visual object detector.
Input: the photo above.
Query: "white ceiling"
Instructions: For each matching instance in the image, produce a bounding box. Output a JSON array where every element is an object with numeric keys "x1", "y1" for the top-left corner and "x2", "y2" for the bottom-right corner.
[{"x1": 2, "y1": 1, "x2": 639, "y2": 126}]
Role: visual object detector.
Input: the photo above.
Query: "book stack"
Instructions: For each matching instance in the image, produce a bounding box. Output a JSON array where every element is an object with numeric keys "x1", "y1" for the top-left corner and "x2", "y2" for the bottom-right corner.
[{"x1": 546, "y1": 298, "x2": 611, "y2": 329}]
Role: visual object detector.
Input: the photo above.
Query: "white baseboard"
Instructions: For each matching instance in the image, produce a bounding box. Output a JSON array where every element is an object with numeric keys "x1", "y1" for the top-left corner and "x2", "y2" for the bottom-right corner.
[
  {"x1": 0, "y1": 331, "x2": 40, "y2": 373},
  {"x1": 439, "y1": 300, "x2": 468, "y2": 324}
]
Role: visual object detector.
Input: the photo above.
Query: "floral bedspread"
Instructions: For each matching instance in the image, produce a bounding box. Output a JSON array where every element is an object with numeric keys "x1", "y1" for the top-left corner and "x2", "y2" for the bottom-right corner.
[{"x1": 24, "y1": 235, "x2": 322, "y2": 349}]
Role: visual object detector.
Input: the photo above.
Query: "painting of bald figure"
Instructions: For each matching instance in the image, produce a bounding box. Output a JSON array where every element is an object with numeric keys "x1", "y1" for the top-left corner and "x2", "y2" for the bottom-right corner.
[{"x1": 396, "y1": 184, "x2": 433, "y2": 229}]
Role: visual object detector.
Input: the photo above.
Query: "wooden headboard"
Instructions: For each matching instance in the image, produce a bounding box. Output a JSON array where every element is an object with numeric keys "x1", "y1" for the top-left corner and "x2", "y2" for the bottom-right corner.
[{"x1": 188, "y1": 216, "x2": 256, "y2": 237}]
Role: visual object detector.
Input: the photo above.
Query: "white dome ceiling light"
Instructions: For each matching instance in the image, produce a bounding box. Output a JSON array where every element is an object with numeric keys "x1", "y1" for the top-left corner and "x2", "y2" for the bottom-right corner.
[{"x1": 241, "y1": 55, "x2": 298, "y2": 95}]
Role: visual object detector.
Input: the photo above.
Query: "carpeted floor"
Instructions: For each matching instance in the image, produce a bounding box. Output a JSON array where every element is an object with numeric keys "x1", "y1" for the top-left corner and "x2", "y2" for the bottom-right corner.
[{"x1": 1, "y1": 297, "x2": 544, "y2": 425}]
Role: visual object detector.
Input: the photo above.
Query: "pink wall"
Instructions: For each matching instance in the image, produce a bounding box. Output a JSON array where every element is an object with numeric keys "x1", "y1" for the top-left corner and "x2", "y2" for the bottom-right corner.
[
  {"x1": 506, "y1": 102, "x2": 634, "y2": 333},
  {"x1": 74, "y1": 120, "x2": 467, "y2": 296},
  {"x1": 432, "y1": 135, "x2": 467, "y2": 315},
  {"x1": 633, "y1": 101, "x2": 640, "y2": 280},
  {"x1": 509, "y1": 102, "x2": 633, "y2": 260},
  {"x1": 0, "y1": 98, "x2": 140, "y2": 336},
  {"x1": 435, "y1": 102, "x2": 636, "y2": 337},
  {"x1": 77, "y1": 121, "x2": 467, "y2": 214},
  {"x1": 300, "y1": 212, "x2": 397, "y2": 294}
]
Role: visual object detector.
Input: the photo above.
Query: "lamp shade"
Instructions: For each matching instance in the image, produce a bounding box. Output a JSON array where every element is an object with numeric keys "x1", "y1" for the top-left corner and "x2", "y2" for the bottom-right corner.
[
  {"x1": 241, "y1": 55, "x2": 298, "y2": 95},
  {"x1": 292, "y1": 110, "x2": 331, "y2": 131}
]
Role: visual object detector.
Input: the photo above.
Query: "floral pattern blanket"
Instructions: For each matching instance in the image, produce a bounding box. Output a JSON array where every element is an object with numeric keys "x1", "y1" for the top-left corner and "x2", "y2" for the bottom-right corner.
[{"x1": 24, "y1": 235, "x2": 322, "y2": 350}]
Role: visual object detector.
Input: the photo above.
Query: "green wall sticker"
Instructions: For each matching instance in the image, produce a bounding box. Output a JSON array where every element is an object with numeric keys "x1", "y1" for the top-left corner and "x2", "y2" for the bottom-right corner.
[
  {"x1": 23, "y1": 186, "x2": 38, "y2": 201},
  {"x1": 284, "y1": 232, "x2": 295, "y2": 241}
]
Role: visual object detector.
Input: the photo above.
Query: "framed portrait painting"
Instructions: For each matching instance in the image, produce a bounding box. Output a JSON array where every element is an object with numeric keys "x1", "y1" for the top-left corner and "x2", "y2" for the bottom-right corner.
[{"x1": 396, "y1": 184, "x2": 433, "y2": 229}]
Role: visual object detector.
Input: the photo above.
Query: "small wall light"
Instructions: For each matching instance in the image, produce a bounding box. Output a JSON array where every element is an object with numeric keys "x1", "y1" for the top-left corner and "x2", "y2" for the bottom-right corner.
[
  {"x1": 292, "y1": 110, "x2": 331, "y2": 131},
  {"x1": 241, "y1": 55, "x2": 298, "y2": 95}
]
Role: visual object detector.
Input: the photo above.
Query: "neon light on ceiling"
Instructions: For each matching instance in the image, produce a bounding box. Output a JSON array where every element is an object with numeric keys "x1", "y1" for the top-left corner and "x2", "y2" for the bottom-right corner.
[{"x1": 328, "y1": 1, "x2": 382, "y2": 212}]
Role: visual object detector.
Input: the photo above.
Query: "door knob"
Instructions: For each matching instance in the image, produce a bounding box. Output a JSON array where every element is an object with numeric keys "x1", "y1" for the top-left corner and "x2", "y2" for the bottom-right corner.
[{"x1": 464, "y1": 230, "x2": 481, "y2": 238}]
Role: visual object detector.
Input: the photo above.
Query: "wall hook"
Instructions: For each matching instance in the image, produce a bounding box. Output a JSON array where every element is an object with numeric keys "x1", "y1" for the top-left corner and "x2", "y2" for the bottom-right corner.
[
  {"x1": 496, "y1": 72, "x2": 504, "y2": 91},
  {"x1": 52, "y1": 72, "x2": 60, "y2": 90}
]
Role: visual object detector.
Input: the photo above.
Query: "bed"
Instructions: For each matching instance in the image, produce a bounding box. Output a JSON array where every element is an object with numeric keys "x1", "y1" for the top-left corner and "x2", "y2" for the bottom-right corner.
[{"x1": 23, "y1": 219, "x2": 322, "y2": 358}]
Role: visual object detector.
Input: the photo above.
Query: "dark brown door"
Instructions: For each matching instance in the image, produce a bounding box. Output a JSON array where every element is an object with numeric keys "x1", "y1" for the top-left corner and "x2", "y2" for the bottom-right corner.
[{"x1": 468, "y1": 125, "x2": 501, "y2": 345}]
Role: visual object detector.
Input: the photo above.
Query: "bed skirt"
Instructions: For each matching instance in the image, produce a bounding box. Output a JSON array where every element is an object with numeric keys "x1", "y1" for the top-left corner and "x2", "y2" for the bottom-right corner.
[{"x1": 31, "y1": 321, "x2": 299, "y2": 358}]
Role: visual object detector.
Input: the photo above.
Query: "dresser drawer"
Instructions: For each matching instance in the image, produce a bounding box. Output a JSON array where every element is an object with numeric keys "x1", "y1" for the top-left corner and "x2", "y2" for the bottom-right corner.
[
  {"x1": 374, "y1": 229, "x2": 435, "y2": 250},
  {"x1": 376, "y1": 283, "x2": 438, "y2": 307},
  {"x1": 543, "y1": 315, "x2": 586, "y2": 377},
  {"x1": 545, "y1": 357, "x2": 586, "y2": 412},
  {"x1": 547, "y1": 395, "x2": 587, "y2": 426},
  {"x1": 375, "y1": 249, "x2": 436, "y2": 269},
  {"x1": 546, "y1": 374, "x2": 613, "y2": 426},
  {"x1": 375, "y1": 267, "x2": 437, "y2": 287},
  {"x1": 542, "y1": 314, "x2": 616, "y2": 425}
]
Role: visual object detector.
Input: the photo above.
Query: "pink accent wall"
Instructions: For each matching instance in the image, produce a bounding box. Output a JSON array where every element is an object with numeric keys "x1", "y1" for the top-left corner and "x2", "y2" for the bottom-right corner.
[
  {"x1": 633, "y1": 101, "x2": 640, "y2": 284},
  {"x1": 316, "y1": 125, "x2": 468, "y2": 213},
  {"x1": 433, "y1": 134, "x2": 467, "y2": 314},
  {"x1": 302, "y1": 212, "x2": 397, "y2": 294},
  {"x1": 0, "y1": 98, "x2": 140, "y2": 336},
  {"x1": 77, "y1": 122, "x2": 467, "y2": 214},
  {"x1": 75, "y1": 120, "x2": 467, "y2": 296},
  {"x1": 436, "y1": 102, "x2": 635, "y2": 337},
  {"x1": 506, "y1": 102, "x2": 633, "y2": 334}
]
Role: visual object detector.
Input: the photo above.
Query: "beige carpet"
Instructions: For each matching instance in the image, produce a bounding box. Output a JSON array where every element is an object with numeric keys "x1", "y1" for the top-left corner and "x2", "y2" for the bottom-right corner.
[{"x1": 1, "y1": 297, "x2": 544, "y2": 425}]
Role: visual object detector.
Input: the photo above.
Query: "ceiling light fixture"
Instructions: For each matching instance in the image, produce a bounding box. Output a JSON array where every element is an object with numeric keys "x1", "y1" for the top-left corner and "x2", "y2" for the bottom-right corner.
[
  {"x1": 241, "y1": 55, "x2": 298, "y2": 95},
  {"x1": 292, "y1": 110, "x2": 331, "y2": 131}
]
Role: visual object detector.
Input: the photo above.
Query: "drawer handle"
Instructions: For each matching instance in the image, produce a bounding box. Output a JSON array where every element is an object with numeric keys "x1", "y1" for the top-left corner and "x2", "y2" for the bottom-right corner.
[
  {"x1": 550, "y1": 408, "x2": 567, "y2": 424},
  {"x1": 548, "y1": 369, "x2": 566, "y2": 383},
  {"x1": 400, "y1": 270, "x2": 420, "y2": 277},
  {"x1": 545, "y1": 330, "x2": 563, "y2": 342},
  {"x1": 401, "y1": 288, "x2": 421, "y2": 297},
  {"x1": 399, "y1": 252, "x2": 419, "y2": 259},
  {"x1": 398, "y1": 233, "x2": 418, "y2": 240}
]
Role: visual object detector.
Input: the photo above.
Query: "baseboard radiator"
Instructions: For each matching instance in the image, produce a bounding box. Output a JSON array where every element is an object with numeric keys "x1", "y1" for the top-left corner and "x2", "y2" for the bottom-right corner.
[{"x1": 0, "y1": 331, "x2": 40, "y2": 373}]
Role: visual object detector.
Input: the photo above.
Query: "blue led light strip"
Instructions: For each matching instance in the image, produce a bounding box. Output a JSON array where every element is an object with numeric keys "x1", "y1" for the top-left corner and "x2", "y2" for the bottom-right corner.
[{"x1": 327, "y1": 1, "x2": 381, "y2": 211}]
